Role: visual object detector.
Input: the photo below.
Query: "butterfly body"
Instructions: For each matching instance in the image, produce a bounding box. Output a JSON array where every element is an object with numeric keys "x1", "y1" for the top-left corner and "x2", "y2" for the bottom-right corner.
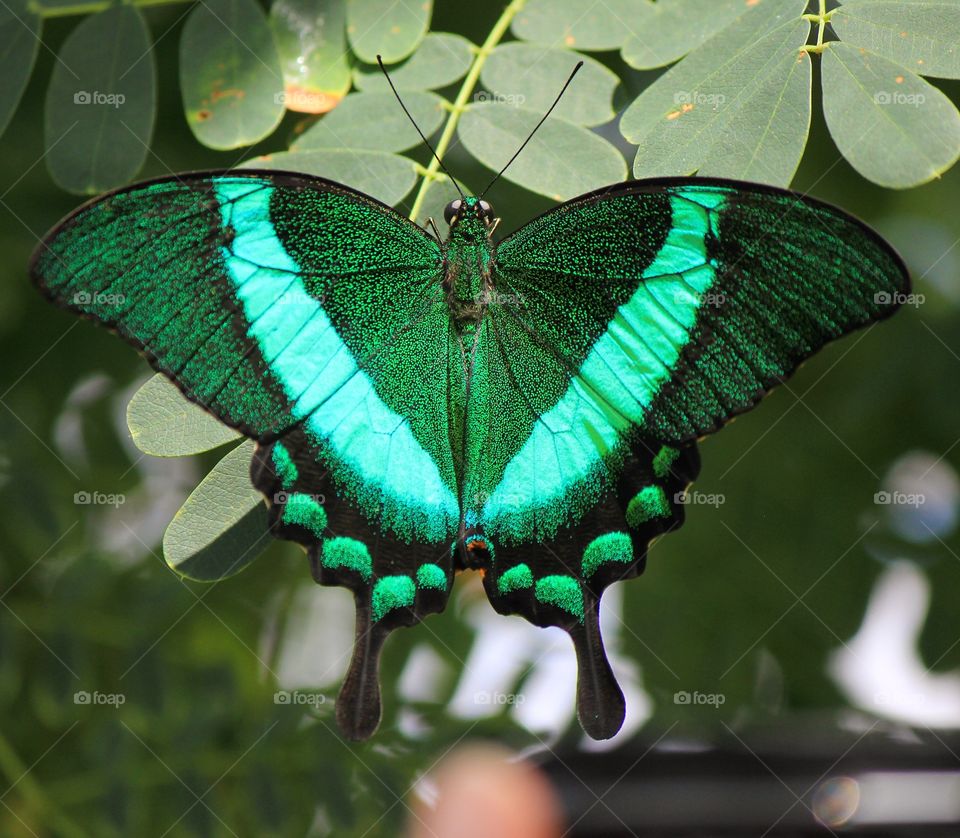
[{"x1": 31, "y1": 170, "x2": 909, "y2": 741}]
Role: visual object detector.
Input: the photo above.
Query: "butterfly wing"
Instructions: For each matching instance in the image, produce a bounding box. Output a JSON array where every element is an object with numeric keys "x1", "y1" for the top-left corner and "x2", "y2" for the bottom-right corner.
[
  {"x1": 31, "y1": 170, "x2": 460, "y2": 738},
  {"x1": 470, "y1": 177, "x2": 908, "y2": 737}
]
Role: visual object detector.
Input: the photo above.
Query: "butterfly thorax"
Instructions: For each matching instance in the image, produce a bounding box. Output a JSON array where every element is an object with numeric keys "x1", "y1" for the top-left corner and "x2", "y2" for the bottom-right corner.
[{"x1": 442, "y1": 208, "x2": 496, "y2": 330}]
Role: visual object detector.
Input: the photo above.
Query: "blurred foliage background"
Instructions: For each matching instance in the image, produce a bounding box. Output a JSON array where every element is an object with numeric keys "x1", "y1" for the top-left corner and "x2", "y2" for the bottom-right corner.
[{"x1": 2, "y1": 0, "x2": 960, "y2": 835}]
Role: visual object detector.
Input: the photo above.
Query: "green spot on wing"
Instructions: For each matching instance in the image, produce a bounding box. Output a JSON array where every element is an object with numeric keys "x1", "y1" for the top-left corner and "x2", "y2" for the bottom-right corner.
[
  {"x1": 534, "y1": 575, "x2": 584, "y2": 621},
  {"x1": 271, "y1": 442, "x2": 299, "y2": 487},
  {"x1": 626, "y1": 486, "x2": 672, "y2": 528},
  {"x1": 372, "y1": 575, "x2": 416, "y2": 621},
  {"x1": 281, "y1": 493, "x2": 327, "y2": 538},
  {"x1": 498, "y1": 563, "x2": 533, "y2": 594},
  {"x1": 582, "y1": 532, "x2": 634, "y2": 578},
  {"x1": 416, "y1": 564, "x2": 446, "y2": 591},
  {"x1": 321, "y1": 537, "x2": 372, "y2": 580},
  {"x1": 652, "y1": 445, "x2": 680, "y2": 479}
]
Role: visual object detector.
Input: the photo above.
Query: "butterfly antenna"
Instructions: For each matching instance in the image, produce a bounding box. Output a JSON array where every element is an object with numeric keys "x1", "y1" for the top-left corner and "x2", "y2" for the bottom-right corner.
[
  {"x1": 479, "y1": 61, "x2": 584, "y2": 200},
  {"x1": 377, "y1": 55, "x2": 465, "y2": 201}
]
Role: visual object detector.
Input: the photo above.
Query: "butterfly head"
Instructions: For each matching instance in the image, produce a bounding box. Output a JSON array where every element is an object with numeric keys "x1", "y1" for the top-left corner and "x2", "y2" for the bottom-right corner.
[{"x1": 443, "y1": 197, "x2": 496, "y2": 237}]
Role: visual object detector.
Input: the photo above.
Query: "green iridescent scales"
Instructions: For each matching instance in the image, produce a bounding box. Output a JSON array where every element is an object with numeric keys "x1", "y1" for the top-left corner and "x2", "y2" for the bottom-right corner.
[{"x1": 30, "y1": 170, "x2": 910, "y2": 742}]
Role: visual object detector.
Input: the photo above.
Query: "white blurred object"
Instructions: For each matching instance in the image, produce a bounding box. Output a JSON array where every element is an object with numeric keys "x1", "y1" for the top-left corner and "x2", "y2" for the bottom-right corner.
[{"x1": 829, "y1": 560, "x2": 960, "y2": 727}]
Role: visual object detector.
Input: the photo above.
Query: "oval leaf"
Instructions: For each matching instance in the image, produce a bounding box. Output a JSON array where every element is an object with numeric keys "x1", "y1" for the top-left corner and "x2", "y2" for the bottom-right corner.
[
  {"x1": 621, "y1": 1, "x2": 809, "y2": 182},
  {"x1": 821, "y1": 42, "x2": 960, "y2": 189},
  {"x1": 127, "y1": 374, "x2": 242, "y2": 457},
  {"x1": 163, "y1": 440, "x2": 270, "y2": 582},
  {"x1": 44, "y1": 6, "x2": 155, "y2": 194},
  {"x1": 180, "y1": 0, "x2": 284, "y2": 150},
  {"x1": 354, "y1": 32, "x2": 474, "y2": 91},
  {"x1": 270, "y1": 0, "x2": 350, "y2": 113},
  {"x1": 697, "y1": 48, "x2": 812, "y2": 187},
  {"x1": 347, "y1": 0, "x2": 431, "y2": 64},
  {"x1": 292, "y1": 90, "x2": 446, "y2": 153},
  {"x1": 831, "y1": 0, "x2": 960, "y2": 81},
  {"x1": 512, "y1": 0, "x2": 646, "y2": 51},
  {"x1": 623, "y1": 0, "x2": 769, "y2": 71},
  {"x1": 458, "y1": 103, "x2": 626, "y2": 201},
  {"x1": 242, "y1": 149, "x2": 418, "y2": 206},
  {"x1": 0, "y1": 0, "x2": 40, "y2": 139},
  {"x1": 480, "y1": 43, "x2": 617, "y2": 127}
]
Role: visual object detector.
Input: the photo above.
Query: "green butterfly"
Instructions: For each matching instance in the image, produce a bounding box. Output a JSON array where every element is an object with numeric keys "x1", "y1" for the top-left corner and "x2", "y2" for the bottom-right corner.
[{"x1": 30, "y1": 168, "x2": 908, "y2": 741}]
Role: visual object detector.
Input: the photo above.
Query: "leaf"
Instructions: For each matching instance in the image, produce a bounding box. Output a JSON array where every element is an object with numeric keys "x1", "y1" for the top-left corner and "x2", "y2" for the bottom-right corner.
[
  {"x1": 821, "y1": 42, "x2": 960, "y2": 189},
  {"x1": 511, "y1": 0, "x2": 647, "y2": 52},
  {"x1": 180, "y1": 0, "x2": 284, "y2": 150},
  {"x1": 242, "y1": 149, "x2": 418, "y2": 206},
  {"x1": 292, "y1": 91, "x2": 446, "y2": 153},
  {"x1": 458, "y1": 103, "x2": 626, "y2": 202},
  {"x1": 353, "y1": 32, "x2": 474, "y2": 91},
  {"x1": 697, "y1": 48, "x2": 812, "y2": 187},
  {"x1": 43, "y1": 6, "x2": 155, "y2": 195},
  {"x1": 127, "y1": 374, "x2": 242, "y2": 457},
  {"x1": 0, "y1": 0, "x2": 40, "y2": 139},
  {"x1": 830, "y1": 0, "x2": 960, "y2": 81},
  {"x1": 620, "y1": 1, "x2": 810, "y2": 183},
  {"x1": 270, "y1": 0, "x2": 350, "y2": 113},
  {"x1": 412, "y1": 175, "x2": 466, "y2": 230},
  {"x1": 163, "y1": 440, "x2": 270, "y2": 581},
  {"x1": 480, "y1": 43, "x2": 617, "y2": 127},
  {"x1": 623, "y1": 0, "x2": 771, "y2": 70},
  {"x1": 347, "y1": 0, "x2": 431, "y2": 64}
]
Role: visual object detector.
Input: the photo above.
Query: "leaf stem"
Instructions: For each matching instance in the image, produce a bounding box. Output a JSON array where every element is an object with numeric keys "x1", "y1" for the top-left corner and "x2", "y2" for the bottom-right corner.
[
  {"x1": 29, "y1": 0, "x2": 189, "y2": 17},
  {"x1": 408, "y1": 0, "x2": 528, "y2": 222},
  {"x1": 800, "y1": 0, "x2": 832, "y2": 54}
]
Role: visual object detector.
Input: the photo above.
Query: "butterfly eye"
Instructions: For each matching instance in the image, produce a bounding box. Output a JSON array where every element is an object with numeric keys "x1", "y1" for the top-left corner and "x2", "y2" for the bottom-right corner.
[
  {"x1": 478, "y1": 200, "x2": 495, "y2": 222},
  {"x1": 443, "y1": 200, "x2": 462, "y2": 225}
]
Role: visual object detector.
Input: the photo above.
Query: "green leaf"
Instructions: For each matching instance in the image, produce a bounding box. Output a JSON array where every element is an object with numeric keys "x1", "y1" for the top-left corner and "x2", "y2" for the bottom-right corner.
[
  {"x1": 697, "y1": 49, "x2": 812, "y2": 187},
  {"x1": 163, "y1": 440, "x2": 270, "y2": 582},
  {"x1": 480, "y1": 43, "x2": 617, "y2": 127},
  {"x1": 347, "y1": 0, "x2": 431, "y2": 64},
  {"x1": 127, "y1": 374, "x2": 242, "y2": 457},
  {"x1": 353, "y1": 32, "x2": 474, "y2": 91},
  {"x1": 511, "y1": 0, "x2": 647, "y2": 51},
  {"x1": 180, "y1": 0, "x2": 284, "y2": 150},
  {"x1": 623, "y1": 0, "x2": 769, "y2": 70},
  {"x1": 43, "y1": 6, "x2": 155, "y2": 195},
  {"x1": 821, "y1": 42, "x2": 960, "y2": 189},
  {"x1": 458, "y1": 103, "x2": 626, "y2": 201},
  {"x1": 270, "y1": 0, "x2": 351, "y2": 113},
  {"x1": 621, "y1": 1, "x2": 810, "y2": 183},
  {"x1": 292, "y1": 91, "x2": 446, "y2": 153},
  {"x1": 0, "y1": 0, "x2": 40, "y2": 139},
  {"x1": 831, "y1": 0, "x2": 960, "y2": 81},
  {"x1": 242, "y1": 149, "x2": 418, "y2": 206}
]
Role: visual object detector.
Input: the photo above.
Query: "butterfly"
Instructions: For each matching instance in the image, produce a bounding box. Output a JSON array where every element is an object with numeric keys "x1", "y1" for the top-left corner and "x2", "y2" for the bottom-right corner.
[{"x1": 29, "y1": 166, "x2": 909, "y2": 740}]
